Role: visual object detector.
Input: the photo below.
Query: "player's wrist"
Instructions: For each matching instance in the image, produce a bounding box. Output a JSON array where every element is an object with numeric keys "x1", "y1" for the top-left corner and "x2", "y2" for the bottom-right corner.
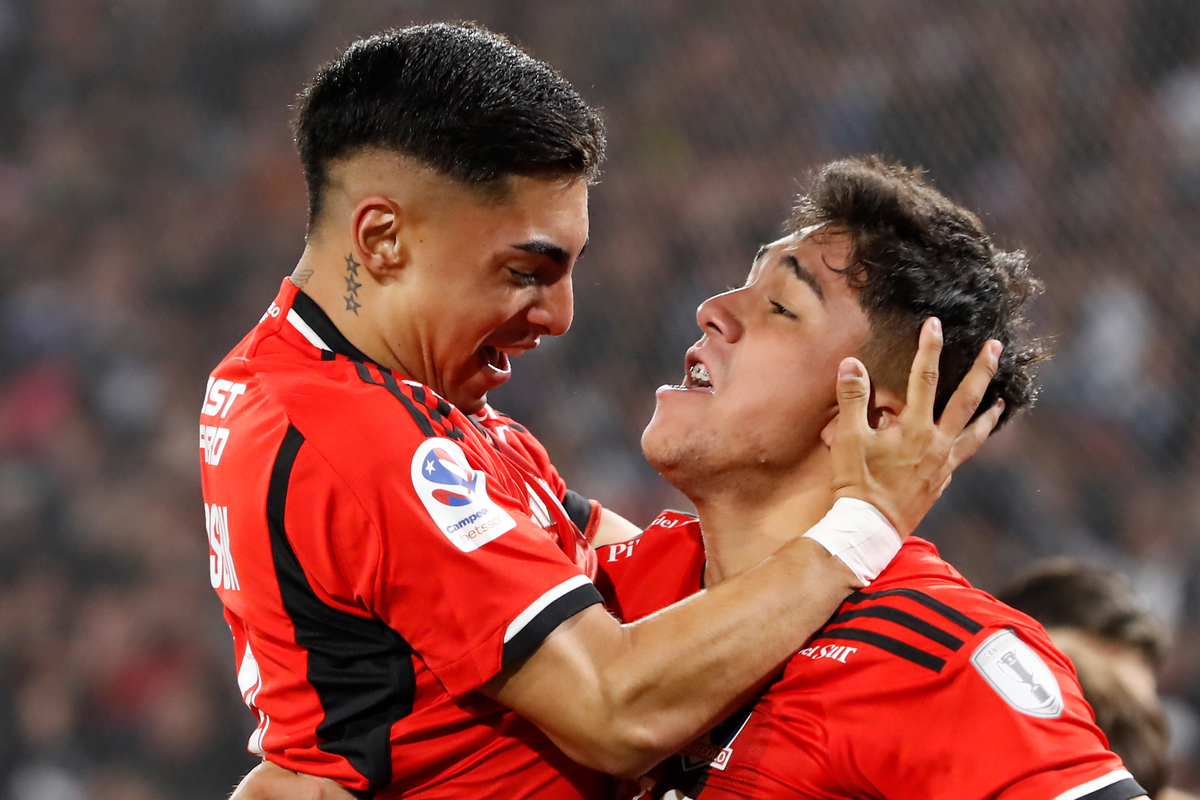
[
  {"x1": 803, "y1": 498, "x2": 902, "y2": 586},
  {"x1": 831, "y1": 482, "x2": 915, "y2": 536}
]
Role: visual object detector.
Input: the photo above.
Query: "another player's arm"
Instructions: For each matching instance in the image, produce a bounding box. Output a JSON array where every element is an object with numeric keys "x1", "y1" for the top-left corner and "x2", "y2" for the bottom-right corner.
[
  {"x1": 590, "y1": 506, "x2": 644, "y2": 547},
  {"x1": 483, "y1": 320, "x2": 1006, "y2": 777}
]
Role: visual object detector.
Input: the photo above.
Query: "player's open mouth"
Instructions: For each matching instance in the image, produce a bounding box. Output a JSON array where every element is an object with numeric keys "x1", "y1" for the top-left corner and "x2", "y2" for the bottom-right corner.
[
  {"x1": 672, "y1": 353, "x2": 713, "y2": 392},
  {"x1": 687, "y1": 363, "x2": 712, "y2": 388},
  {"x1": 481, "y1": 345, "x2": 511, "y2": 376}
]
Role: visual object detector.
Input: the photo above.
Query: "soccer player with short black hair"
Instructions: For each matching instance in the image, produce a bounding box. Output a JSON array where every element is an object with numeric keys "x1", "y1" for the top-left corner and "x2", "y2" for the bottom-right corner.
[
  {"x1": 598, "y1": 157, "x2": 1148, "y2": 800},
  {"x1": 204, "y1": 26, "x2": 1001, "y2": 800}
]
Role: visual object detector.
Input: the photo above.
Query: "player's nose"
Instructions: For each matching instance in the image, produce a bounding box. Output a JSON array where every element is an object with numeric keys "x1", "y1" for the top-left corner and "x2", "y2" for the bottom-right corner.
[
  {"x1": 526, "y1": 276, "x2": 574, "y2": 337},
  {"x1": 696, "y1": 291, "x2": 744, "y2": 343}
]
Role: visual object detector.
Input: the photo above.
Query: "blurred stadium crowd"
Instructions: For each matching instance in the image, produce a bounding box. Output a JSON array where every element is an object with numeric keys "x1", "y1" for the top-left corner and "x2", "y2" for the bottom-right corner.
[{"x1": 1, "y1": 0, "x2": 1199, "y2": 797}]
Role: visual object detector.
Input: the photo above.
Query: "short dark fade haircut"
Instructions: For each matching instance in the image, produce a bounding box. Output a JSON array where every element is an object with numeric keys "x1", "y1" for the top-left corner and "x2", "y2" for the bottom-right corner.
[
  {"x1": 1000, "y1": 558, "x2": 1171, "y2": 670},
  {"x1": 293, "y1": 23, "x2": 606, "y2": 228},
  {"x1": 791, "y1": 156, "x2": 1046, "y2": 427}
]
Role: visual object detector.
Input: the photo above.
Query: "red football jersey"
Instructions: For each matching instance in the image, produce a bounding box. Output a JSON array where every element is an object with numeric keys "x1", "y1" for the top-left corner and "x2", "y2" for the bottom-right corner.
[
  {"x1": 598, "y1": 512, "x2": 1146, "y2": 800},
  {"x1": 200, "y1": 279, "x2": 608, "y2": 799}
]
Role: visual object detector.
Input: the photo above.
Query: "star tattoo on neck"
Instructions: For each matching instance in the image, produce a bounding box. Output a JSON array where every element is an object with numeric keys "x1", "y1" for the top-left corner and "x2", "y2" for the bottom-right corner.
[{"x1": 343, "y1": 252, "x2": 363, "y2": 315}]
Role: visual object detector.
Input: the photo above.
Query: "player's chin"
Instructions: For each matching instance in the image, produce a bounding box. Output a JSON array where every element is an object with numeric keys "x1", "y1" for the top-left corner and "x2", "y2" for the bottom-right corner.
[
  {"x1": 453, "y1": 366, "x2": 510, "y2": 412},
  {"x1": 641, "y1": 405, "x2": 686, "y2": 460},
  {"x1": 640, "y1": 421, "x2": 693, "y2": 479}
]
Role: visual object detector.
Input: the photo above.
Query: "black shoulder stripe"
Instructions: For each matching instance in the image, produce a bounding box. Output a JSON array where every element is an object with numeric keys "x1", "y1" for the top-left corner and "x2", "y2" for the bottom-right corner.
[
  {"x1": 1080, "y1": 777, "x2": 1147, "y2": 800},
  {"x1": 502, "y1": 584, "x2": 603, "y2": 668},
  {"x1": 829, "y1": 606, "x2": 965, "y2": 651},
  {"x1": 846, "y1": 587, "x2": 983, "y2": 634},
  {"x1": 561, "y1": 489, "x2": 594, "y2": 534},
  {"x1": 412, "y1": 386, "x2": 465, "y2": 441},
  {"x1": 354, "y1": 362, "x2": 436, "y2": 438},
  {"x1": 268, "y1": 424, "x2": 415, "y2": 793},
  {"x1": 813, "y1": 627, "x2": 947, "y2": 672}
]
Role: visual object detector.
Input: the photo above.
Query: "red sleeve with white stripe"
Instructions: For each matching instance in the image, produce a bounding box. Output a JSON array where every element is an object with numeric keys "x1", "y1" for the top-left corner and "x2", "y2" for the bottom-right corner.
[{"x1": 361, "y1": 436, "x2": 603, "y2": 697}]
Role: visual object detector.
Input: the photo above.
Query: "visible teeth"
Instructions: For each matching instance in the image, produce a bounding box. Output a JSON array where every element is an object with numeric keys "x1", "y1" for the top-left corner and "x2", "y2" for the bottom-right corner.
[{"x1": 689, "y1": 363, "x2": 711, "y2": 386}]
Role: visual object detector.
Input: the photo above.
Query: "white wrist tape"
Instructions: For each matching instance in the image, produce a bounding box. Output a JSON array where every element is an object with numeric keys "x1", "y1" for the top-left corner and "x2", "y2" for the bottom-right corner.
[{"x1": 803, "y1": 498, "x2": 902, "y2": 585}]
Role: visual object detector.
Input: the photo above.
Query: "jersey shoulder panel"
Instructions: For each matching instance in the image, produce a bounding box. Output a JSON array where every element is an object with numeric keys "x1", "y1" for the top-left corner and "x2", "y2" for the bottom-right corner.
[
  {"x1": 250, "y1": 357, "x2": 491, "y2": 485},
  {"x1": 595, "y1": 511, "x2": 704, "y2": 623},
  {"x1": 782, "y1": 539, "x2": 1139, "y2": 800}
]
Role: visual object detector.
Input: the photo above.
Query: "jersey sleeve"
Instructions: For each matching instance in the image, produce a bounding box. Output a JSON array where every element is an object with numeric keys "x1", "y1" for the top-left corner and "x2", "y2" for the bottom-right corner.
[
  {"x1": 482, "y1": 406, "x2": 604, "y2": 539},
  {"x1": 289, "y1": 431, "x2": 603, "y2": 699},
  {"x1": 835, "y1": 623, "x2": 1145, "y2": 800}
]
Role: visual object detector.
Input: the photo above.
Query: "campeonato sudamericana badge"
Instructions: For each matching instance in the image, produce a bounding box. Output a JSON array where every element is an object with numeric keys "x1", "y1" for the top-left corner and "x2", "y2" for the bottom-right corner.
[
  {"x1": 970, "y1": 629, "x2": 1064, "y2": 718},
  {"x1": 411, "y1": 437, "x2": 516, "y2": 552}
]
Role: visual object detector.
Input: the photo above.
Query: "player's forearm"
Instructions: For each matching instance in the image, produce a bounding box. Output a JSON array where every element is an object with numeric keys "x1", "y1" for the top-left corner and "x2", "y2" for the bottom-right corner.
[
  {"x1": 590, "y1": 507, "x2": 645, "y2": 547},
  {"x1": 603, "y1": 537, "x2": 855, "y2": 762},
  {"x1": 499, "y1": 536, "x2": 857, "y2": 776}
]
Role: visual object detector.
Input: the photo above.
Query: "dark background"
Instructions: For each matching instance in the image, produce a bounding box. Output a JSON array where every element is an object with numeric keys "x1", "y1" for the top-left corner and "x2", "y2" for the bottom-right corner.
[{"x1": 1, "y1": 1, "x2": 1198, "y2": 797}]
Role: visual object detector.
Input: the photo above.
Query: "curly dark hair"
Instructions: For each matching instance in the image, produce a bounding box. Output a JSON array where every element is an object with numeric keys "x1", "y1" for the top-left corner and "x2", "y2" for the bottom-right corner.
[
  {"x1": 790, "y1": 156, "x2": 1047, "y2": 426},
  {"x1": 294, "y1": 23, "x2": 606, "y2": 229}
]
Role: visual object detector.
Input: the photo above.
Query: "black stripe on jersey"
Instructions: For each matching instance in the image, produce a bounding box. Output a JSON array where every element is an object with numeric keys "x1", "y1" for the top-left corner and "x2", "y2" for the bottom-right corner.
[
  {"x1": 828, "y1": 606, "x2": 965, "y2": 651},
  {"x1": 354, "y1": 362, "x2": 436, "y2": 438},
  {"x1": 845, "y1": 587, "x2": 983, "y2": 635},
  {"x1": 501, "y1": 583, "x2": 604, "y2": 668},
  {"x1": 409, "y1": 385, "x2": 465, "y2": 441},
  {"x1": 1081, "y1": 777, "x2": 1147, "y2": 800},
  {"x1": 813, "y1": 627, "x2": 947, "y2": 672},
  {"x1": 268, "y1": 424, "x2": 415, "y2": 793},
  {"x1": 561, "y1": 489, "x2": 594, "y2": 535},
  {"x1": 292, "y1": 290, "x2": 377, "y2": 364}
]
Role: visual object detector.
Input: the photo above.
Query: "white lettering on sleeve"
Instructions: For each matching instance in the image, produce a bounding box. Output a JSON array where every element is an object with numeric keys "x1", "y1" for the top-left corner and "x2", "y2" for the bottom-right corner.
[
  {"x1": 206, "y1": 503, "x2": 240, "y2": 591},
  {"x1": 202, "y1": 378, "x2": 247, "y2": 419},
  {"x1": 200, "y1": 425, "x2": 231, "y2": 465}
]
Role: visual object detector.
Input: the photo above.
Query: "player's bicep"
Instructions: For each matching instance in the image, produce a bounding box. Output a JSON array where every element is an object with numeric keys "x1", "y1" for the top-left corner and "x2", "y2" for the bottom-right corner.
[{"x1": 479, "y1": 603, "x2": 643, "y2": 772}]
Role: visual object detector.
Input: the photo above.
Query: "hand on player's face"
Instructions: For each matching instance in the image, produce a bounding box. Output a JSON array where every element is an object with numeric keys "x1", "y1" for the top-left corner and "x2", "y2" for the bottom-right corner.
[
  {"x1": 826, "y1": 317, "x2": 1004, "y2": 536},
  {"x1": 380, "y1": 175, "x2": 588, "y2": 413}
]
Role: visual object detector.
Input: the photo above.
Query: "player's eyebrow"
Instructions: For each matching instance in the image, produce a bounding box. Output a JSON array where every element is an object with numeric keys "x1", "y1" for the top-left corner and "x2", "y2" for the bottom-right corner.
[
  {"x1": 780, "y1": 253, "x2": 826, "y2": 303},
  {"x1": 513, "y1": 240, "x2": 573, "y2": 265}
]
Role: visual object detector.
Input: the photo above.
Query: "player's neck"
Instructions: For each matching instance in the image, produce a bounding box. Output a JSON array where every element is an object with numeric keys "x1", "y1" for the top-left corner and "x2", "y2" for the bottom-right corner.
[
  {"x1": 290, "y1": 244, "x2": 408, "y2": 374},
  {"x1": 694, "y1": 466, "x2": 834, "y2": 587}
]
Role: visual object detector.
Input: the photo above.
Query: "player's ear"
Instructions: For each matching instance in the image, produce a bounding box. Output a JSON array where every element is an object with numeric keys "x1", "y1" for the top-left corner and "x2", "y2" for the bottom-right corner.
[
  {"x1": 871, "y1": 385, "x2": 905, "y2": 431},
  {"x1": 820, "y1": 414, "x2": 839, "y2": 449},
  {"x1": 820, "y1": 383, "x2": 903, "y2": 448},
  {"x1": 352, "y1": 196, "x2": 408, "y2": 280}
]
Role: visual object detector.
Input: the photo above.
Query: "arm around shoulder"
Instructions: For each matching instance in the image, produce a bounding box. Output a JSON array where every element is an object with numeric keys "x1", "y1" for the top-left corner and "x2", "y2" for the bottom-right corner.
[{"x1": 482, "y1": 536, "x2": 858, "y2": 777}]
